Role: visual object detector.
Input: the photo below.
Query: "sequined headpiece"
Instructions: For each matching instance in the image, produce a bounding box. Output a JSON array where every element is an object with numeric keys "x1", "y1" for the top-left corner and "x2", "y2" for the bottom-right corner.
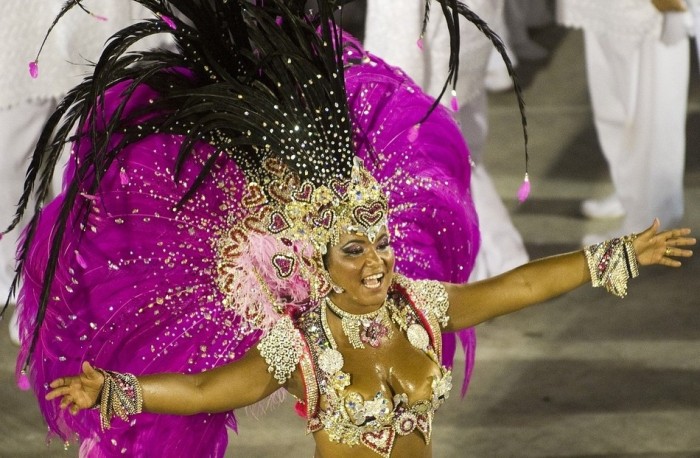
[
  {"x1": 216, "y1": 156, "x2": 388, "y2": 329},
  {"x1": 275, "y1": 157, "x2": 388, "y2": 253}
]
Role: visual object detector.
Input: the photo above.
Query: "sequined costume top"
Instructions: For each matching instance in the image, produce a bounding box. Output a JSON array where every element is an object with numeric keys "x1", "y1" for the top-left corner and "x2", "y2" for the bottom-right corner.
[{"x1": 259, "y1": 275, "x2": 452, "y2": 458}]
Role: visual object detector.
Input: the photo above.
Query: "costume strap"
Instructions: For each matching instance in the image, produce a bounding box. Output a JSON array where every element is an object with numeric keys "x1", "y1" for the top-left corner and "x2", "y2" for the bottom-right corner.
[{"x1": 394, "y1": 274, "x2": 450, "y2": 328}]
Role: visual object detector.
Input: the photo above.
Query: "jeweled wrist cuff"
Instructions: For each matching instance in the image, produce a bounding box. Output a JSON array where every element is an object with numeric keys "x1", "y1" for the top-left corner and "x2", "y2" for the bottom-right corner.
[
  {"x1": 584, "y1": 235, "x2": 639, "y2": 298},
  {"x1": 96, "y1": 369, "x2": 143, "y2": 431}
]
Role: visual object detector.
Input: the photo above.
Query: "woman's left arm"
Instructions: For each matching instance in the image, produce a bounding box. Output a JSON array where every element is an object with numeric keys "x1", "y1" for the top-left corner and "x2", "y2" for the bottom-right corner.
[{"x1": 443, "y1": 219, "x2": 695, "y2": 332}]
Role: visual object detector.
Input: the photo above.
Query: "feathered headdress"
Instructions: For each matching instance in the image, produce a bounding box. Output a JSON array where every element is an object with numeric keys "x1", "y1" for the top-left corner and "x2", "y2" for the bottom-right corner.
[
  {"x1": 1, "y1": 0, "x2": 525, "y2": 454},
  {"x1": 6, "y1": 0, "x2": 363, "y2": 368},
  {"x1": 3, "y1": 0, "x2": 526, "y2": 374}
]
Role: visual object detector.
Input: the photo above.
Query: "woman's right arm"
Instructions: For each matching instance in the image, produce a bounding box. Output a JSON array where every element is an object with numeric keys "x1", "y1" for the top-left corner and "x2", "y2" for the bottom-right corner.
[{"x1": 46, "y1": 346, "x2": 280, "y2": 416}]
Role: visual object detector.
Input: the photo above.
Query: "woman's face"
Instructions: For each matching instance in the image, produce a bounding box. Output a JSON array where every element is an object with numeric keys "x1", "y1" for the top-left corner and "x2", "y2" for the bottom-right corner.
[{"x1": 325, "y1": 226, "x2": 395, "y2": 313}]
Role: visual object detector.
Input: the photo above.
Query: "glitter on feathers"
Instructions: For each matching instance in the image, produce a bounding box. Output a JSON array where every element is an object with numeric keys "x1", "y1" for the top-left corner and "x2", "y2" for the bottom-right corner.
[{"x1": 9, "y1": 0, "x2": 358, "y2": 367}]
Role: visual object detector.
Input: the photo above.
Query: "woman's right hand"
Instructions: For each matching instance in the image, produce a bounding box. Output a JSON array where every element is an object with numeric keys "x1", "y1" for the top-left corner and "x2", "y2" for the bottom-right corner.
[
  {"x1": 631, "y1": 219, "x2": 695, "y2": 267},
  {"x1": 45, "y1": 361, "x2": 105, "y2": 414}
]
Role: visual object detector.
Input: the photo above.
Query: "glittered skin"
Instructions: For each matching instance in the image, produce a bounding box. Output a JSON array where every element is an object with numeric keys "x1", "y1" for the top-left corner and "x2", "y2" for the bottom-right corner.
[{"x1": 16, "y1": 40, "x2": 478, "y2": 456}]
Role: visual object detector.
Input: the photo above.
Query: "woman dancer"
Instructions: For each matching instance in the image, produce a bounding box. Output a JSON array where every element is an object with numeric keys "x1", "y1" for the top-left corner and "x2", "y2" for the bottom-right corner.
[
  {"x1": 47, "y1": 186, "x2": 693, "y2": 458},
  {"x1": 7, "y1": 1, "x2": 695, "y2": 457},
  {"x1": 8, "y1": 1, "x2": 483, "y2": 455}
]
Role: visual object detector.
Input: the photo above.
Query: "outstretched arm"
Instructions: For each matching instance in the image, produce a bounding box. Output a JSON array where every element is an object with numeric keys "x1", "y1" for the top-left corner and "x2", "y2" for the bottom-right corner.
[
  {"x1": 444, "y1": 219, "x2": 695, "y2": 331},
  {"x1": 46, "y1": 347, "x2": 280, "y2": 416}
]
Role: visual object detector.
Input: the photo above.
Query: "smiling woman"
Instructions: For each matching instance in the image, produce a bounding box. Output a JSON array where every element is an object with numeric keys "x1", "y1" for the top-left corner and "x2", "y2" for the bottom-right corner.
[
  {"x1": 325, "y1": 228, "x2": 396, "y2": 312},
  {"x1": 43, "y1": 155, "x2": 694, "y2": 457},
  {"x1": 7, "y1": 1, "x2": 696, "y2": 458}
]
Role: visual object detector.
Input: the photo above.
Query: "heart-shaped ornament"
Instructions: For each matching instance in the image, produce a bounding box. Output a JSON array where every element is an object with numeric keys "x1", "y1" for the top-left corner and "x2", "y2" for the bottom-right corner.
[
  {"x1": 329, "y1": 177, "x2": 349, "y2": 198},
  {"x1": 272, "y1": 253, "x2": 296, "y2": 278},
  {"x1": 360, "y1": 428, "x2": 395, "y2": 458},
  {"x1": 312, "y1": 208, "x2": 334, "y2": 230},
  {"x1": 353, "y1": 201, "x2": 385, "y2": 227},
  {"x1": 268, "y1": 211, "x2": 290, "y2": 233},
  {"x1": 292, "y1": 182, "x2": 314, "y2": 203}
]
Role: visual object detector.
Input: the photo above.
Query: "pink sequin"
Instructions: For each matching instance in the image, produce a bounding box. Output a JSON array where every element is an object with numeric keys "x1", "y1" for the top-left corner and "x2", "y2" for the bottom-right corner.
[{"x1": 160, "y1": 15, "x2": 177, "y2": 30}]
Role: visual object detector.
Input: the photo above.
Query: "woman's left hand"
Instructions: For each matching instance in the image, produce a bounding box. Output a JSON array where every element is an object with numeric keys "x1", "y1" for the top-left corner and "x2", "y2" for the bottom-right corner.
[
  {"x1": 632, "y1": 219, "x2": 695, "y2": 267},
  {"x1": 46, "y1": 361, "x2": 105, "y2": 415}
]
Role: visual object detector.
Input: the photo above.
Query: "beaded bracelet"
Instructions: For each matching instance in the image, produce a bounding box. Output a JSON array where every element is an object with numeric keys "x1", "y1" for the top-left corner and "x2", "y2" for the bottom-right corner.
[
  {"x1": 96, "y1": 369, "x2": 144, "y2": 431},
  {"x1": 584, "y1": 234, "x2": 640, "y2": 298}
]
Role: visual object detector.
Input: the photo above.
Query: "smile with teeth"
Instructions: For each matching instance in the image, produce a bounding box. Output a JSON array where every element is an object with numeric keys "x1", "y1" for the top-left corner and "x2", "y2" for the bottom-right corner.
[{"x1": 362, "y1": 273, "x2": 384, "y2": 289}]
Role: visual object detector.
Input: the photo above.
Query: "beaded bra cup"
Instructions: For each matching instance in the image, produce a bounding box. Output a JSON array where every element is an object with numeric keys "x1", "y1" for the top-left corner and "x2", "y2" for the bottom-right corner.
[{"x1": 295, "y1": 275, "x2": 452, "y2": 458}]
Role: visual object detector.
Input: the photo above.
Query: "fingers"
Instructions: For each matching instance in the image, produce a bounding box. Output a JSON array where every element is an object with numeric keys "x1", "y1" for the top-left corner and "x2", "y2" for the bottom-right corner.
[
  {"x1": 639, "y1": 218, "x2": 661, "y2": 240},
  {"x1": 663, "y1": 246, "x2": 694, "y2": 259},
  {"x1": 47, "y1": 387, "x2": 88, "y2": 413},
  {"x1": 660, "y1": 227, "x2": 695, "y2": 261},
  {"x1": 661, "y1": 233, "x2": 695, "y2": 251},
  {"x1": 83, "y1": 361, "x2": 96, "y2": 376},
  {"x1": 648, "y1": 221, "x2": 694, "y2": 249},
  {"x1": 46, "y1": 388, "x2": 75, "y2": 410},
  {"x1": 652, "y1": 0, "x2": 688, "y2": 12},
  {"x1": 60, "y1": 394, "x2": 74, "y2": 410},
  {"x1": 662, "y1": 259, "x2": 682, "y2": 268},
  {"x1": 45, "y1": 385, "x2": 73, "y2": 401},
  {"x1": 61, "y1": 394, "x2": 86, "y2": 414},
  {"x1": 633, "y1": 220, "x2": 695, "y2": 268},
  {"x1": 661, "y1": 236, "x2": 695, "y2": 268},
  {"x1": 659, "y1": 227, "x2": 693, "y2": 240}
]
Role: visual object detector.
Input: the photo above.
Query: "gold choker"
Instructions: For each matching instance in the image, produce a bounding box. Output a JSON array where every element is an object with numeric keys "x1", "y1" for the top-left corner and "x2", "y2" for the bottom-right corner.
[{"x1": 324, "y1": 297, "x2": 393, "y2": 349}]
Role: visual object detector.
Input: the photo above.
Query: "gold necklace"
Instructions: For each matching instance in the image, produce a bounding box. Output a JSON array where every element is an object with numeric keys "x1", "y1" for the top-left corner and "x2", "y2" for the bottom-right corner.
[{"x1": 324, "y1": 297, "x2": 393, "y2": 349}]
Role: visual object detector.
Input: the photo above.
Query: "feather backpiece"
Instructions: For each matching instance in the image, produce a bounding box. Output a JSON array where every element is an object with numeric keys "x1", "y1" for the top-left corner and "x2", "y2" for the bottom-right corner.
[{"x1": 2, "y1": 1, "x2": 518, "y2": 455}]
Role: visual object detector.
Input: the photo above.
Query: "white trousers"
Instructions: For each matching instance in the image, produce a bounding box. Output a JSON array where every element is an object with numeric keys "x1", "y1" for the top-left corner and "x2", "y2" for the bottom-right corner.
[
  {"x1": 0, "y1": 99, "x2": 62, "y2": 301},
  {"x1": 365, "y1": 0, "x2": 529, "y2": 281},
  {"x1": 584, "y1": 31, "x2": 689, "y2": 231}
]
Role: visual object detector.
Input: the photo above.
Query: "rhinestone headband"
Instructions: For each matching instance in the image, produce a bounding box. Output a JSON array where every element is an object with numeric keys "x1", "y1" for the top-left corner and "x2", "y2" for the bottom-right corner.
[
  {"x1": 216, "y1": 156, "x2": 388, "y2": 328},
  {"x1": 278, "y1": 158, "x2": 388, "y2": 254}
]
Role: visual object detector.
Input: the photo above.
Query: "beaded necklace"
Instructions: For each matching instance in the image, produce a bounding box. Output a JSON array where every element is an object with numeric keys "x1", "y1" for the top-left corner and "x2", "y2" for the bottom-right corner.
[{"x1": 324, "y1": 297, "x2": 393, "y2": 349}]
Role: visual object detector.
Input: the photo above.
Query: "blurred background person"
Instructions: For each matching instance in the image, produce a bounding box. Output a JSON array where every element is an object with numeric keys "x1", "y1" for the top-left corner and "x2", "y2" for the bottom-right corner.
[
  {"x1": 364, "y1": 0, "x2": 530, "y2": 281},
  {"x1": 557, "y1": 0, "x2": 693, "y2": 244},
  {"x1": 504, "y1": 0, "x2": 552, "y2": 60},
  {"x1": 485, "y1": 0, "x2": 553, "y2": 92}
]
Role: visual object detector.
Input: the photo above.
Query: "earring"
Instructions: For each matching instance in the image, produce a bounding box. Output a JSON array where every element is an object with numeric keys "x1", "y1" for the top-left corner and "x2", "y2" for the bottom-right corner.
[
  {"x1": 332, "y1": 283, "x2": 344, "y2": 294},
  {"x1": 322, "y1": 270, "x2": 344, "y2": 294}
]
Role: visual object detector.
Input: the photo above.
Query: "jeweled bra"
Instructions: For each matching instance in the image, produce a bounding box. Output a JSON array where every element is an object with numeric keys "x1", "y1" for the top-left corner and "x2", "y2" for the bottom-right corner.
[{"x1": 295, "y1": 275, "x2": 452, "y2": 458}]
